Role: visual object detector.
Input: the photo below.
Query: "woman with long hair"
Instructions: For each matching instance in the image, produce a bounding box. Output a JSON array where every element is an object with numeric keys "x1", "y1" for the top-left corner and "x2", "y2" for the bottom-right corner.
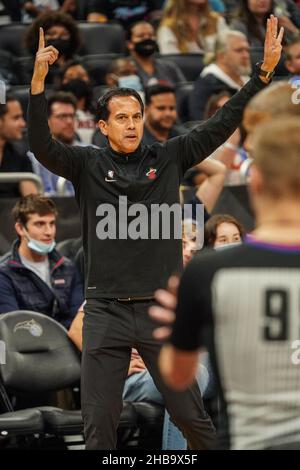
[
  {"x1": 157, "y1": 0, "x2": 229, "y2": 54},
  {"x1": 231, "y1": 0, "x2": 299, "y2": 46}
]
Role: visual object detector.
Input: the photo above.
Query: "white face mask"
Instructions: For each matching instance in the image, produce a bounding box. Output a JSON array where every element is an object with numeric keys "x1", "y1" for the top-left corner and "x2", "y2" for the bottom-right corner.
[
  {"x1": 214, "y1": 241, "x2": 242, "y2": 251},
  {"x1": 27, "y1": 237, "x2": 56, "y2": 255},
  {"x1": 117, "y1": 75, "x2": 144, "y2": 92},
  {"x1": 23, "y1": 228, "x2": 56, "y2": 255}
]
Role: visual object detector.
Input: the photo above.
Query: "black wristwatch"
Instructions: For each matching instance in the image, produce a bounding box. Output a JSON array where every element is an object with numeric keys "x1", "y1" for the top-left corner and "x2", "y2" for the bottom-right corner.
[{"x1": 255, "y1": 61, "x2": 275, "y2": 80}]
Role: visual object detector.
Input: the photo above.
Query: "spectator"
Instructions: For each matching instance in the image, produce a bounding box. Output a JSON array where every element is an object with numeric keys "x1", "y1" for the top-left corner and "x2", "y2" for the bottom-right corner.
[
  {"x1": 58, "y1": 60, "x2": 96, "y2": 145},
  {"x1": 182, "y1": 158, "x2": 226, "y2": 222},
  {"x1": 22, "y1": 0, "x2": 77, "y2": 22},
  {"x1": 0, "y1": 194, "x2": 84, "y2": 329},
  {"x1": 157, "y1": 0, "x2": 229, "y2": 54},
  {"x1": 204, "y1": 92, "x2": 246, "y2": 170},
  {"x1": 204, "y1": 213, "x2": 244, "y2": 247},
  {"x1": 86, "y1": 0, "x2": 160, "y2": 28},
  {"x1": 0, "y1": 96, "x2": 38, "y2": 198},
  {"x1": 105, "y1": 58, "x2": 144, "y2": 92},
  {"x1": 25, "y1": 11, "x2": 82, "y2": 84},
  {"x1": 143, "y1": 83, "x2": 187, "y2": 144},
  {"x1": 231, "y1": 0, "x2": 300, "y2": 47},
  {"x1": 284, "y1": 34, "x2": 300, "y2": 76},
  {"x1": 28, "y1": 91, "x2": 82, "y2": 195},
  {"x1": 190, "y1": 30, "x2": 251, "y2": 120},
  {"x1": 126, "y1": 20, "x2": 186, "y2": 87}
]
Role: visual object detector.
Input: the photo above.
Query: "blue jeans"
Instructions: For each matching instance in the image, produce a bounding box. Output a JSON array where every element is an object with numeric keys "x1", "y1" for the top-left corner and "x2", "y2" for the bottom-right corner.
[
  {"x1": 162, "y1": 353, "x2": 214, "y2": 450},
  {"x1": 122, "y1": 352, "x2": 215, "y2": 450}
]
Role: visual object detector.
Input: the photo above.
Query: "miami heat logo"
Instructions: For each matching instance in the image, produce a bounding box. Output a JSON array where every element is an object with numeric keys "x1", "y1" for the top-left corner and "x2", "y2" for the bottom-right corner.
[{"x1": 146, "y1": 168, "x2": 157, "y2": 180}]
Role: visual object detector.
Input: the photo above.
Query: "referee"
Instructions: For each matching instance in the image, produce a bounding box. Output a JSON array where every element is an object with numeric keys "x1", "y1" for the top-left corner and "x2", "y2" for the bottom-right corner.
[
  {"x1": 156, "y1": 117, "x2": 300, "y2": 450},
  {"x1": 28, "y1": 17, "x2": 283, "y2": 450}
]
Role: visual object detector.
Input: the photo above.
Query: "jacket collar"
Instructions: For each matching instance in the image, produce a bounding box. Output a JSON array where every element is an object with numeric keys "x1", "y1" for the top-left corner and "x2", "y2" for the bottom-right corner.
[
  {"x1": 200, "y1": 63, "x2": 250, "y2": 89},
  {"x1": 8, "y1": 239, "x2": 64, "y2": 272},
  {"x1": 106, "y1": 144, "x2": 144, "y2": 163}
]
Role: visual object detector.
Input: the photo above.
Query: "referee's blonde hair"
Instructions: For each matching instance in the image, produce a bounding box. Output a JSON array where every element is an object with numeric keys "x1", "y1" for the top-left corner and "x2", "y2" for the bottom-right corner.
[{"x1": 252, "y1": 116, "x2": 300, "y2": 198}]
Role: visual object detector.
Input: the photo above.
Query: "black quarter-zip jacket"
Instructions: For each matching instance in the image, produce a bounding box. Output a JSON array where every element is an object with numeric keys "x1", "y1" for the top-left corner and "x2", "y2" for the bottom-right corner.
[{"x1": 28, "y1": 75, "x2": 266, "y2": 298}]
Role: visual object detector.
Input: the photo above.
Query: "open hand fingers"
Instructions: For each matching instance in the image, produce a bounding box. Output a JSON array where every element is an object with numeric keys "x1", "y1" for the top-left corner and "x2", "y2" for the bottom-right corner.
[
  {"x1": 277, "y1": 26, "x2": 284, "y2": 44},
  {"x1": 153, "y1": 326, "x2": 173, "y2": 341},
  {"x1": 154, "y1": 288, "x2": 177, "y2": 310},
  {"x1": 167, "y1": 275, "x2": 180, "y2": 296},
  {"x1": 149, "y1": 305, "x2": 175, "y2": 325}
]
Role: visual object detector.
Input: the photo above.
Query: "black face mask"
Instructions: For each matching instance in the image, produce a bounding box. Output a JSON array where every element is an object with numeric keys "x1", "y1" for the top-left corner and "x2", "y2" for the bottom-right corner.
[
  {"x1": 46, "y1": 38, "x2": 72, "y2": 57},
  {"x1": 134, "y1": 39, "x2": 158, "y2": 57},
  {"x1": 61, "y1": 79, "x2": 92, "y2": 100}
]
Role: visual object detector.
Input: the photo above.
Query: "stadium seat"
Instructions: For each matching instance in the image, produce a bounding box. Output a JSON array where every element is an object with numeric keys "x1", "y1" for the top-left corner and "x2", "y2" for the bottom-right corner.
[
  {"x1": 0, "y1": 310, "x2": 138, "y2": 448},
  {"x1": 0, "y1": 408, "x2": 44, "y2": 448},
  {"x1": 82, "y1": 53, "x2": 125, "y2": 85},
  {"x1": 78, "y1": 22, "x2": 126, "y2": 55},
  {"x1": 175, "y1": 81, "x2": 194, "y2": 123},
  {"x1": 0, "y1": 23, "x2": 28, "y2": 57},
  {"x1": 158, "y1": 54, "x2": 205, "y2": 81},
  {"x1": 9, "y1": 85, "x2": 54, "y2": 117},
  {"x1": 92, "y1": 84, "x2": 110, "y2": 103}
]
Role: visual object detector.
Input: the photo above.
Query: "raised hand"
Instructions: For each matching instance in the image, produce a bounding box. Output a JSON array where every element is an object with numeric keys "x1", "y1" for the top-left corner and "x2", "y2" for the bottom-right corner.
[
  {"x1": 31, "y1": 27, "x2": 59, "y2": 91},
  {"x1": 262, "y1": 15, "x2": 284, "y2": 75}
]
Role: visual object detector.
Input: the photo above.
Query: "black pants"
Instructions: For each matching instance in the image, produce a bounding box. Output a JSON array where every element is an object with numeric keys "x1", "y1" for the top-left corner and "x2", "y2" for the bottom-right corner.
[{"x1": 81, "y1": 298, "x2": 216, "y2": 450}]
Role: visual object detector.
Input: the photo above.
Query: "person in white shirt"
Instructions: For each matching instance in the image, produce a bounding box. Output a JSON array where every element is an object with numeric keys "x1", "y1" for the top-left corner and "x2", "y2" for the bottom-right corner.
[{"x1": 157, "y1": 0, "x2": 229, "y2": 54}]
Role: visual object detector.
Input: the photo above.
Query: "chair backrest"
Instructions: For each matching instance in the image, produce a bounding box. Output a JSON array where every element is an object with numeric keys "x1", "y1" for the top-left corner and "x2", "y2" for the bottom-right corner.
[
  {"x1": 0, "y1": 23, "x2": 28, "y2": 57},
  {"x1": 78, "y1": 22, "x2": 126, "y2": 55},
  {"x1": 175, "y1": 81, "x2": 194, "y2": 123},
  {"x1": 82, "y1": 53, "x2": 125, "y2": 85},
  {"x1": 0, "y1": 311, "x2": 81, "y2": 394},
  {"x1": 9, "y1": 85, "x2": 54, "y2": 116},
  {"x1": 159, "y1": 54, "x2": 205, "y2": 82}
]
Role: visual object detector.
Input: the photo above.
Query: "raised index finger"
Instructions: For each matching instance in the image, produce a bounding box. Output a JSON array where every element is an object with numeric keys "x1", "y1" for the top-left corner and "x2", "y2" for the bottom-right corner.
[{"x1": 38, "y1": 27, "x2": 45, "y2": 50}]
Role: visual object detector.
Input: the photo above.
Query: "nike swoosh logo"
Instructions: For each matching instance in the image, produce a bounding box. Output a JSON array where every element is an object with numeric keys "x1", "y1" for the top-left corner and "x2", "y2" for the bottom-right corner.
[{"x1": 105, "y1": 178, "x2": 117, "y2": 182}]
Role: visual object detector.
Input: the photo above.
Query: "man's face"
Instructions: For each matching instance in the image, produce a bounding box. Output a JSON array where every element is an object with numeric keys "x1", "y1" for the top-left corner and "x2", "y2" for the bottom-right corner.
[
  {"x1": 127, "y1": 23, "x2": 156, "y2": 52},
  {"x1": 62, "y1": 64, "x2": 90, "y2": 84},
  {"x1": 146, "y1": 93, "x2": 177, "y2": 132},
  {"x1": 106, "y1": 60, "x2": 138, "y2": 87},
  {"x1": 48, "y1": 102, "x2": 76, "y2": 144},
  {"x1": 98, "y1": 96, "x2": 144, "y2": 153},
  {"x1": 17, "y1": 213, "x2": 56, "y2": 246},
  {"x1": 0, "y1": 101, "x2": 25, "y2": 141},
  {"x1": 222, "y1": 37, "x2": 251, "y2": 76},
  {"x1": 285, "y1": 42, "x2": 300, "y2": 75}
]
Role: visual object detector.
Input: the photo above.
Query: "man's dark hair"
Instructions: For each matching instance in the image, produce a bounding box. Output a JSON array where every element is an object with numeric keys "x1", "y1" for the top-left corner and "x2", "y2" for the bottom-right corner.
[
  {"x1": 0, "y1": 95, "x2": 20, "y2": 119},
  {"x1": 13, "y1": 194, "x2": 58, "y2": 227},
  {"x1": 58, "y1": 59, "x2": 89, "y2": 84},
  {"x1": 47, "y1": 91, "x2": 77, "y2": 117},
  {"x1": 126, "y1": 20, "x2": 152, "y2": 41},
  {"x1": 145, "y1": 83, "x2": 175, "y2": 105},
  {"x1": 97, "y1": 88, "x2": 144, "y2": 121},
  {"x1": 106, "y1": 57, "x2": 136, "y2": 76},
  {"x1": 25, "y1": 11, "x2": 82, "y2": 57}
]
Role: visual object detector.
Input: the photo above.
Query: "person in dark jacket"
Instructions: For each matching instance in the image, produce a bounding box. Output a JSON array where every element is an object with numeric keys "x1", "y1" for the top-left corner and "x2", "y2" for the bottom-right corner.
[
  {"x1": 28, "y1": 18, "x2": 283, "y2": 450},
  {"x1": 0, "y1": 194, "x2": 84, "y2": 329}
]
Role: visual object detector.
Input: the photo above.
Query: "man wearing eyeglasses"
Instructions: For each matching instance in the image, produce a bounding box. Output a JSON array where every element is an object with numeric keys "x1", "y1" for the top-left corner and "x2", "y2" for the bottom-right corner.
[{"x1": 29, "y1": 91, "x2": 84, "y2": 196}]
